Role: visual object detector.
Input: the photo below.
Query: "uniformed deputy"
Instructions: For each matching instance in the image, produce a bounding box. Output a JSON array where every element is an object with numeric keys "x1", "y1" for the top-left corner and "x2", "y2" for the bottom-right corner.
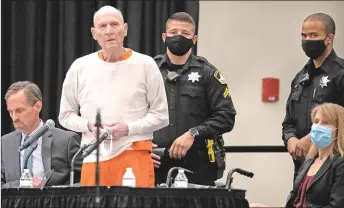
[
  {"x1": 282, "y1": 13, "x2": 344, "y2": 181},
  {"x1": 151, "y1": 12, "x2": 236, "y2": 186}
]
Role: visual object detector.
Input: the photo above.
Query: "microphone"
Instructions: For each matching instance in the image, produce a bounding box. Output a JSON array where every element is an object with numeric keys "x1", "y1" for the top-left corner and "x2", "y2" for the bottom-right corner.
[
  {"x1": 81, "y1": 130, "x2": 109, "y2": 158},
  {"x1": 18, "y1": 119, "x2": 55, "y2": 152}
]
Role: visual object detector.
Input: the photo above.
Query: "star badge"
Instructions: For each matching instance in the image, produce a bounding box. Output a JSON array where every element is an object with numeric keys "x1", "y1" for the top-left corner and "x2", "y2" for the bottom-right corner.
[
  {"x1": 319, "y1": 76, "x2": 330, "y2": 88},
  {"x1": 188, "y1": 72, "x2": 201, "y2": 83}
]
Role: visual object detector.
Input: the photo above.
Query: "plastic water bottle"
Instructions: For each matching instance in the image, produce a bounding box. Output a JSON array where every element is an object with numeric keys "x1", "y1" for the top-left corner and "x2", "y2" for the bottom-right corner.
[
  {"x1": 174, "y1": 169, "x2": 188, "y2": 188},
  {"x1": 122, "y1": 168, "x2": 136, "y2": 187},
  {"x1": 19, "y1": 169, "x2": 32, "y2": 188}
]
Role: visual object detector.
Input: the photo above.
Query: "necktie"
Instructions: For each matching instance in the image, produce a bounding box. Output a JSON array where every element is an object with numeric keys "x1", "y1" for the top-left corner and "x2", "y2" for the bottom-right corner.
[{"x1": 22, "y1": 136, "x2": 33, "y2": 172}]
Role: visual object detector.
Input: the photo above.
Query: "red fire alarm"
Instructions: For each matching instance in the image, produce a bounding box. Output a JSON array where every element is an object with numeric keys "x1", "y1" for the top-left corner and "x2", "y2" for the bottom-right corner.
[{"x1": 262, "y1": 77, "x2": 279, "y2": 102}]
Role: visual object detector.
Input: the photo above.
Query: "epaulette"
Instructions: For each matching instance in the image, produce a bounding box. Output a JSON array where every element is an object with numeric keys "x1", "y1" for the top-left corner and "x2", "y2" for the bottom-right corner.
[
  {"x1": 334, "y1": 57, "x2": 344, "y2": 68},
  {"x1": 195, "y1": 56, "x2": 217, "y2": 70},
  {"x1": 153, "y1": 54, "x2": 164, "y2": 61}
]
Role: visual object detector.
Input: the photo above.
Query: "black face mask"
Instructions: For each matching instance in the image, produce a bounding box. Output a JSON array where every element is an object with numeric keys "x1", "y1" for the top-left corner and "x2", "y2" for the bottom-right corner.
[
  {"x1": 165, "y1": 35, "x2": 194, "y2": 56},
  {"x1": 302, "y1": 38, "x2": 327, "y2": 59}
]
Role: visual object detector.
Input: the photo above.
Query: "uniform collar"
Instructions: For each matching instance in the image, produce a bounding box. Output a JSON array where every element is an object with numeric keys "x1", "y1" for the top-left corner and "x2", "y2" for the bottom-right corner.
[
  {"x1": 321, "y1": 50, "x2": 337, "y2": 73},
  {"x1": 157, "y1": 53, "x2": 202, "y2": 70},
  {"x1": 305, "y1": 50, "x2": 337, "y2": 74}
]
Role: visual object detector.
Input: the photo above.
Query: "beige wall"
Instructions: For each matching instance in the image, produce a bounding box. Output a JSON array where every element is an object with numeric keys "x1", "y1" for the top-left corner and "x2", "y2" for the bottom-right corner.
[{"x1": 198, "y1": 1, "x2": 344, "y2": 206}]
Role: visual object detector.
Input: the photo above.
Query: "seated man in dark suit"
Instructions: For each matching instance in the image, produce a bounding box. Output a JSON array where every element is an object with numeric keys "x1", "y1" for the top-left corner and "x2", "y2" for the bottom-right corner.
[{"x1": 1, "y1": 81, "x2": 83, "y2": 188}]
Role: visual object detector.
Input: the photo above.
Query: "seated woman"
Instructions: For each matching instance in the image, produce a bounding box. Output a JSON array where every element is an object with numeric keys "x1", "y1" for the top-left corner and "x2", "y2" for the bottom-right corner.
[
  {"x1": 285, "y1": 103, "x2": 344, "y2": 208},
  {"x1": 250, "y1": 103, "x2": 344, "y2": 208}
]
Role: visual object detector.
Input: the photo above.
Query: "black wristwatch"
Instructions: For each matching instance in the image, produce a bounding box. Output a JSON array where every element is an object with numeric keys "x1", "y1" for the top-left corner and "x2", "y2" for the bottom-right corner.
[{"x1": 189, "y1": 128, "x2": 199, "y2": 138}]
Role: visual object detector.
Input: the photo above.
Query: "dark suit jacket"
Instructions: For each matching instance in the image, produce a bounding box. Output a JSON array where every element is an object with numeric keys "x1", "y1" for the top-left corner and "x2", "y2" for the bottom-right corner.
[
  {"x1": 1, "y1": 128, "x2": 83, "y2": 188},
  {"x1": 286, "y1": 155, "x2": 344, "y2": 208}
]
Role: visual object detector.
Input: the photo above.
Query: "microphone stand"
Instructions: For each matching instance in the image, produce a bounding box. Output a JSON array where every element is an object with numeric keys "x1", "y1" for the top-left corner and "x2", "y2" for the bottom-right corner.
[
  {"x1": 70, "y1": 144, "x2": 87, "y2": 187},
  {"x1": 23, "y1": 141, "x2": 39, "y2": 172},
  {"x1": 95, "y1": 109, "x2": 101, "y2": 208}
]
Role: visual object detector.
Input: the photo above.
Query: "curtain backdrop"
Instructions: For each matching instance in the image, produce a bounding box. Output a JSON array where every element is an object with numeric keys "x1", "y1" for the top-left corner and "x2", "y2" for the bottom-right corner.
[{"x1": 1, "y1": 0, "x2": 199, "y2": 135}]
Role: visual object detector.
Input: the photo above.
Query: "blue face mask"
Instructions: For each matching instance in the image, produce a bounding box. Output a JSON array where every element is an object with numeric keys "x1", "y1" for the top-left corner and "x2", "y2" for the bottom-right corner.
[{"x1": 310, "y1": 124, "x2": 334, "y2": 149}]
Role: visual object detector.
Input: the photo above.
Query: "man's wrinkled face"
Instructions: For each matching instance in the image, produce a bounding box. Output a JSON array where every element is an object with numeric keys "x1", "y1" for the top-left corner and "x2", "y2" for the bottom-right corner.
[
  {"x1": 91, "y1": 12, "x2": 128, "y2": 50},
  {"x1": 6, "y1": 90, "x2": 41, "y2": 133}
]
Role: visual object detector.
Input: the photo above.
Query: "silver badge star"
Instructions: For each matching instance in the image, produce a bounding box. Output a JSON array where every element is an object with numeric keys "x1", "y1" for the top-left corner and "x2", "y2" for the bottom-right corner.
[
  {"x1": 319, "y1": 76, "x2": 330, "y2": 88},
  {"x1": 188, "y1": 72, "x2": 201, "y2": 83}
]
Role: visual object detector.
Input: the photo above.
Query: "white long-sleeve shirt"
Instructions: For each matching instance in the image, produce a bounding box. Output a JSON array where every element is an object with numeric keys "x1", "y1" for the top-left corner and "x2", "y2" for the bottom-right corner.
[{"x1": 59, "y1": 50, "x2": 169, "y2": 163}]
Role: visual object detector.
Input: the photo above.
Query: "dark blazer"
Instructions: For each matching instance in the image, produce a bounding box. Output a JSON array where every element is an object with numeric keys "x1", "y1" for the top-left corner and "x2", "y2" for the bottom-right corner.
[
  {"x1": 1, "y1": 127, "x2": 83, "y2": 188},
  {"x1": 286, "y1": 155, "x2": 344, "y2": 208}
]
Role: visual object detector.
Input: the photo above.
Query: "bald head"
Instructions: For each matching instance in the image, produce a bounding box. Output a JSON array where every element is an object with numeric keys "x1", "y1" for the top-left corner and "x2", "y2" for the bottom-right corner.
[
  {"x1": 304, "y1": 13, "x2": 336, "y2": 36},
  {"x1": 93, "y1": 6, "x2": 124, "y2": 26},
  {"x1": 91, "y1": 5, "x2": 128, "y2": 52}
]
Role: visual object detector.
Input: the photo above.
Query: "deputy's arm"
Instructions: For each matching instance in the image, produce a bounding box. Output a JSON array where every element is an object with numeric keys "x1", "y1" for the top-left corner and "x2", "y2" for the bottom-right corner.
[
  {"x1": 282, "y1": 78, "x2": 298, "y2": 146},
  {"x1": 194, "y1": 67, "x2": 236, "y2": 139},
  {"x1": 334, "y1": 70, "x2": 344, "y2": 107}
]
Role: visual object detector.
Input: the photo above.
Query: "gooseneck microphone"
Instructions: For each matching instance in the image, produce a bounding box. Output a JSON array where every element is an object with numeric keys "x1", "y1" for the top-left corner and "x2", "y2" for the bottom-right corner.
[
  {"x1": 81, "y1": 130, "x2": 109, "y2": 158},
  {"x1": 18, "y1": 119, "x2": 55, "y2": 152}
]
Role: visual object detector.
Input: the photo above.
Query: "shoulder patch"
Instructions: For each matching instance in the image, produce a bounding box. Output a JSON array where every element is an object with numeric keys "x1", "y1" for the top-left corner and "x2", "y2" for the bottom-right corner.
[{"x1": 214, "y1": 70, "x2": 226, "y2": 84}]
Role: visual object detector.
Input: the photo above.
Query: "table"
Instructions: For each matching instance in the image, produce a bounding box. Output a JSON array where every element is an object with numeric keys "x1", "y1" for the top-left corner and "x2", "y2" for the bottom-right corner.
[{"x1": 1, "y1": 186, "x2": 249, "y2": 208}]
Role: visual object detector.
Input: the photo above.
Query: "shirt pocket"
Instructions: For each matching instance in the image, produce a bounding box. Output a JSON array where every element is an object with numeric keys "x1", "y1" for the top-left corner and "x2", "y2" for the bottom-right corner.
[
  {"x1": 312, "y1": 86, "x2": 326, "y2": 104},
  {"x1": 288, "y1": 86, "x2": 302, "y2": 103},
  {"x1": 180, "y1": 86, "x2": 206, "y2": 115},
  {"x1": 287, "y1": 86, "x2": 302, "y2": 122}
]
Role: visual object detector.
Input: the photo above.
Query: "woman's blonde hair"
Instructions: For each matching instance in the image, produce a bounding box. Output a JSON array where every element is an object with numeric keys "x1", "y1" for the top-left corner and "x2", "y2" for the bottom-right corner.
[{"x1": 307, "y1": 103, "x2": 344, "y2": 158}]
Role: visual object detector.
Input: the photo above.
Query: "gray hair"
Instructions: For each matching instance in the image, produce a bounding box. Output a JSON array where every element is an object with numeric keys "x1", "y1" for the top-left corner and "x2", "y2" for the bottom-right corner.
[
  {"x1": 5, "y1": 81, "x2": 42, "y2": 105},
  {"x1": 93, "y1": 5, "x2": 124, "y2": 26}
]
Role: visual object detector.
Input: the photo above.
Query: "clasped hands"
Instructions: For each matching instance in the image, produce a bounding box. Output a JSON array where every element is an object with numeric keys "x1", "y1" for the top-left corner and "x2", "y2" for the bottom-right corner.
[
  {"x1": 88, "y1": 121, "x2": 129, "y2": 141},
  {"x1": 287, "y1": 134, "x2": 312, "y2": 161},
  {"x1": 151, "y1": 131, "x2": 195, "y2": 168},
  {"x1": 88, "y1": 122, "x2": 196, "y2": 167}
]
